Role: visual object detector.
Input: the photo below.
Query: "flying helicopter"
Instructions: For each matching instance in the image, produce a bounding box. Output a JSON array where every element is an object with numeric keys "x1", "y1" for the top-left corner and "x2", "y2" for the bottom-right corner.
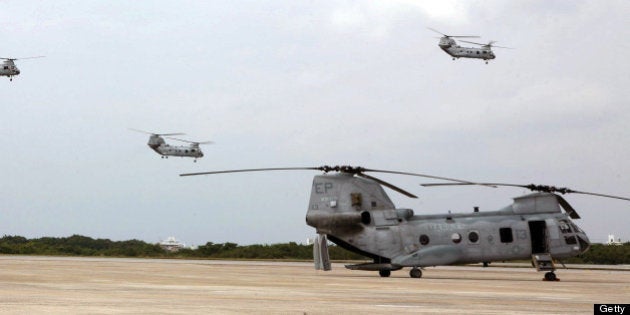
[
  {"x1": 130, "y1": 128, "x2": 213, "y2": 162},
  {"x1": 181, "y1": 165, "x2": 629, "y2": 281},
  {"x1": 428, "y1": 28, "x2": 510, "y2": 64},
  {"x1": 1, "y1": 56, "x2": 45, "y2": 81}
]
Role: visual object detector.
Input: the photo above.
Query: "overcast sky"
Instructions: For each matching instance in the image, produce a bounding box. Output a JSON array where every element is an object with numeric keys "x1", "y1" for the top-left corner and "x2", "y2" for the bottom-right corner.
[{"x1": 1, "y1": 1, "x2": 628, "y2": 246}]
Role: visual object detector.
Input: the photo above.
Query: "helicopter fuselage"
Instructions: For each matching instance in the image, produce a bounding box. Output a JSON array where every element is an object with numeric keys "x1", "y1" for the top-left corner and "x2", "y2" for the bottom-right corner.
[
  {"x1": 1, "y1": 60, "x2": 20, "y2": 80},
  {"x1": 439, "y1": 37, "x2": 495, "y2": 61},
  {"x1": 147, "y1": 135, "x2": 204, "y2": 159},
  {"x1": 306, "y1": 173, "x2": 589, "y2": 274}
]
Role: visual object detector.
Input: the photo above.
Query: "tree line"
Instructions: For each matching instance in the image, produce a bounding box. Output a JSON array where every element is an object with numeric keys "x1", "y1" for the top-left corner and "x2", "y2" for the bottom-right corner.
[
  {"x1": 1, "y1": 235, "x2": 629, "y2": 264},
  {"x1": 0, "y1": 235, "x2": 363, "y2": 260}
]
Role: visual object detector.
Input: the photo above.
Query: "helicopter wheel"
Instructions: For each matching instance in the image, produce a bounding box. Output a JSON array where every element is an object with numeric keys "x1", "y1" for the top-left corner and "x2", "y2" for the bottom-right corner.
[
  {"x1": 409, "y1": 268, "x2": 422, "y2": 278},
  {"x1": 194, "y1": 159, "x2": 197, "y2": 163},
  {"x1": 544, "y1": 272, "x2": 558, "y2": 281},
  {"x1": 485, "y1": 61, "x2": 489, "y2": 64},
  {"x1": 379, "y1": 270, "x2": 391, "y2": 278}
]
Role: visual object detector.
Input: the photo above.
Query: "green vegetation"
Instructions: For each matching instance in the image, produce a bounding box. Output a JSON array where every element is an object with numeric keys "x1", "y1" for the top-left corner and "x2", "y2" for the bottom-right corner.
[
  {"x1": 2, "y1": 235, "x2": 629, "y2": 264},
  {"x1": 564, "y1": 243, "x2": 630, "y2": 264},
  {"x1": 0, "y1": 235, "x2": 364, "y2": 260}
]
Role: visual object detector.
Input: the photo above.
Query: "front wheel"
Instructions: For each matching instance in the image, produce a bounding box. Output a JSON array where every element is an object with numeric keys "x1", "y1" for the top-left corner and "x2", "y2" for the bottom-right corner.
[
  {"x1": 544, "y1": 272, "x2": 557, "y2": 281},
  {"x1": 410, "y1": 268, "x2": 422, "y2": 278},
  {"x1": 379, "y1": 270, "x2": 391, "y2": 277}
]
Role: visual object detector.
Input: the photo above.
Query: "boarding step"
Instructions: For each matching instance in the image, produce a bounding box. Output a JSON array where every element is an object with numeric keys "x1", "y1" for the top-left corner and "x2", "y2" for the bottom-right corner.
[{"x1": 531, "y1": 253, "x2": 555, "y2": 272}]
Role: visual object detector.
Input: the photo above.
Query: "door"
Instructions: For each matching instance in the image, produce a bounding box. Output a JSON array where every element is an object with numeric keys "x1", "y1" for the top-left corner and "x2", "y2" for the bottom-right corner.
[{"x1": 528, "y1": 221, "x2": 548, "y2": 254}]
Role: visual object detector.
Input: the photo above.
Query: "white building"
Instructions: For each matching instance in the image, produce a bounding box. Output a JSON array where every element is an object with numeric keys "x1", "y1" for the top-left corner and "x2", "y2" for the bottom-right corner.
[
  {"x1": 159, "y1": 236, "x2": 186, "y2": 252},
  {"x1": 607, "y1": 234, "x2": 623, "y2": 246}
]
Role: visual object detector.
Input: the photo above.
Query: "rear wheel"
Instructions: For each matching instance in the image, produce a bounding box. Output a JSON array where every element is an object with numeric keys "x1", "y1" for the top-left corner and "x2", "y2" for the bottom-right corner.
[
  {"x1": 410, "y1": 268, "x2": 422, "y2": 278},
  {"x1": 379, "y1": 270, "x2": 391, "y2": 277}
]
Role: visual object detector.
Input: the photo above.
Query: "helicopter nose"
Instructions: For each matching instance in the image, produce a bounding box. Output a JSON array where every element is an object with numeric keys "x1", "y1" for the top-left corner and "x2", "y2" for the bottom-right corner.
[{"x1": 577, "y1": 233, "x2": 590, "y2": 254}]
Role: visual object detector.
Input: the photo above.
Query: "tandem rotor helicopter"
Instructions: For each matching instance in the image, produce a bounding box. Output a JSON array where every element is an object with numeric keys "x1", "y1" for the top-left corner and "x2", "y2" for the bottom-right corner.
[
  {"x1": 181, "y1": 165, "x2": 629, "y2": 281},
  {"x1": 1, "y1": 56, "x2": 44, "y2": 81},
  {"x1": 130, "y1": 128, "x2": 213, "y2": 162},
  {"x1": 428, "y1": 28, "x2": 511, "y2": 64}
]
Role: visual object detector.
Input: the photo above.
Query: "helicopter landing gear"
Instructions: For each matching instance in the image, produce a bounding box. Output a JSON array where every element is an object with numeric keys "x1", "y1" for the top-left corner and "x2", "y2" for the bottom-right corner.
[
  {"x1": 452, "y1": 57, "x2": 456, "y2": 60},
  {"x1": 544, "y1": 272, "x2": 558, "y2": 281},
  {"x1": 485, "y1": 61, "x2": 489, "y2": 64},
  {"x1": 194, "y1": 159, "x2": 197, "y2": 163},
  {"x1": 379, "y1": 270, "x2": 391, "y2": 277},
  {"x1": 409, "y1": 267, "x2": 422, "y2": 278}
]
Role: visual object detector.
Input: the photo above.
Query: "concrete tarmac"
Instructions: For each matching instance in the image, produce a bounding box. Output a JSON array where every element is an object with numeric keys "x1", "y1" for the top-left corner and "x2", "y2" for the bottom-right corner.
[{"x1": 1, "y1": 256, "x2": 628, "y2": 314}]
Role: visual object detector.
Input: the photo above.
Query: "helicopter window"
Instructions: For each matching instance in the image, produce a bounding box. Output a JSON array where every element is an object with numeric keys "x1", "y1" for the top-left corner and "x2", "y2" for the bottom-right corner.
[
  {"x1": 499, "y1": 228, "x2": 513, "y2": 243},
  {"x1": 419, "y1": 235, "x2": 430, "y2": 245},
  {"x1": 451, "y1": 233, "x2": 462, "y2": 244},
  {"x1": 476, "y1": 51, "x2": 480, "y2": 54},
  {"x1": 558, "y1": 220, "x2": 572, "y2": 233},
  {"x1": 569, "y1": 222, "x2": 583, "y2": 233},
  {"x1": 564, "y1": 236, "x2": 577, "y2": 245},
  {"x1": 3, "y1": 66, "x2": 7, "y2": 70},
  {"x1": 468, "y1": 231, "x2": 479, "y2": 243}
]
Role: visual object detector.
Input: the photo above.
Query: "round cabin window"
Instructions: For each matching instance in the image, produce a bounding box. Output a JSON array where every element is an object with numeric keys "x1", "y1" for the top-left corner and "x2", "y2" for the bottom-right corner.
[
  {"x1": 419, "y1": 234, "x2": 430, "y2": 245},
  {"x1": 468, "y1": 231, "x2": 479, "y2": 243},
  {"x1": 451, "y1": 233, "x2": 462, "y2": 244}
]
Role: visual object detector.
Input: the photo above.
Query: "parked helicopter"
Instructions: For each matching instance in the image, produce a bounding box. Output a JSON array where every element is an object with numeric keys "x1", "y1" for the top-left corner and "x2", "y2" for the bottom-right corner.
[
  {"x1": 1, "y1": 56, "x2": 44, "y2": 81},
  {"x1": 181, "y1": 165, "x2": 629, "y2": 280},
  {"x1": 130, "y1": 128, "x2": 213, "y2": 162},
  {"x1": 428, "y1": 28, "x2": 510, "y2": 64}
]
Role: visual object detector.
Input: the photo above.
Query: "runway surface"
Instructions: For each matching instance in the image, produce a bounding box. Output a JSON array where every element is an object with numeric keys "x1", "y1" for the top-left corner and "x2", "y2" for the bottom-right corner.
[{"x1": 1, "y1": 255, "x2": 628, "y2": 314}]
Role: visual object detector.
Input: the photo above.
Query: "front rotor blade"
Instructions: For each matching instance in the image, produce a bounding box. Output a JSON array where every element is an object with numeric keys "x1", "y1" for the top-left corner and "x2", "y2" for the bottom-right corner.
[
  {"x1": 555, "y1": 195, "x2": 580, "y2": 219},
  {"x1": 180, "y1": 167, "x2": 322, "y2": 177},
  {"x1": 422, "y1": 182, "x2": 630, "y2": 201},
  {"x1": 128, "y1": 128, "x2": 153, "y2": 135},
  {"x1": 16, "y1": 56, "x2": 45, "y2": 60},
  {"x1": 166, "y1": 137, "x2": 193, "y2": 143},
  {"x1": 358, "y1": 173, "x2": 418, "y2": 199},
  {"x1": 459, "y1": 40, "x2": 486, "y2": 46},
  {"x1": 427, "y1": 27, "x2": 446, "y2": 36},
  {"x1": 159, "y1": 133, "x2": 186, "y2": 136},
  {"x1": 567, "y1": 190, "x2": 630, "y2": 201}
]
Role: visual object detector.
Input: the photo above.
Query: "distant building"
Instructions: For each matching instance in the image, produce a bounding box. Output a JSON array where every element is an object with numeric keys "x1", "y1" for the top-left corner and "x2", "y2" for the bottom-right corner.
[
  {"x1": 607, "y1": 234, "x2": 623, "y2": 246},
  {"x1": 159, "y1": 236, "x2": 186, "y2": 252}
]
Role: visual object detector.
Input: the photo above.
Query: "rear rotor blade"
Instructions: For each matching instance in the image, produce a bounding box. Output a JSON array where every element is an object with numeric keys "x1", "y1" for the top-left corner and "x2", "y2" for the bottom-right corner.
[
  {"x1": 426, "y1": 27, "x2": 479, "y2": 38},
  {"x1": 364, "y1": 168, "x2": 496, "y2": 187},
  {"x1": 358, "y1": 173, "x2": 417, "y2": 198},
  {"x1": 129, "y1": 128, "x2": 185, "y2": 136},
  {"x1": 180, "y1": 167, "x2": 323, "y2": 177}
]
